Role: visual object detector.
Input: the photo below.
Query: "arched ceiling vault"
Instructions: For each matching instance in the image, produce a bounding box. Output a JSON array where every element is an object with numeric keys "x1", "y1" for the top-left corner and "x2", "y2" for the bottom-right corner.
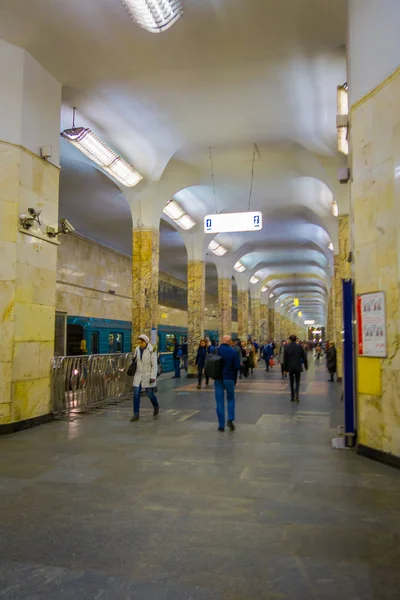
[{"x1": 0, "y1": 0, "x2": 348, "y2": 322}]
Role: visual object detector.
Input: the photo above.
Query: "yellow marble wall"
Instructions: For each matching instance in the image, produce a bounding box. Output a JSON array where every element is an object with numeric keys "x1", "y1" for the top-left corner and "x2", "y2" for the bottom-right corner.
[
  {"x1": 333, "y1": 255, "x2": 344, "y2": 379},
  {"x1": 132, "y1": 229, "x2": 159, "y2": 341},
  {"x1": 268, "y1": 307, "x2": 275, "y2": 340},
  {"x1": 351, "y1": 68, "x2": 400, "y2": 457},
  {"x1": 260, "y1": 304, "x2": 268, "y2": 342},
  {"x1": 218, "y1": 278, "x2": 232, "y2": 338},
  {"x1": 187, "y1": 261, "x2": 205, "y2": 374},
  {"x1": 237, "y1": 290, "x2": 249, "y2": 340},
  {"x1": 274, "y1": 310, "x2": 281, "y2": 342},
  {"x1": 0, "y1": 141, "x2": 59, "y2": 424},
  {"x1": 250, "y1": 298, "x2": 261, "y2": 342}
]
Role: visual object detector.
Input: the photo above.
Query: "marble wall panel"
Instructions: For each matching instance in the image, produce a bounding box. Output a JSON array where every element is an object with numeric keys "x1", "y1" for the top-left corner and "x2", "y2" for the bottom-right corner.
[
  {"x1": 250, "y1": 298, "x2": 261, "y2": 342},
  {"x1": 351, "y1": 68, "x2": 400, "y2": 458},
  {"x1": 0, "y1": 141, "x2": 60, "y2": 424},
  {"x1": 187, "y1": 261, "x2": 205, "y2": 374},
  {"x1": 237, "y1": 290, "x2": 249, "y2": 340},
  {"x1": 218, "y1": 278, "x2": 232, "y2": 338},
  {"x1": 260, "y1": 304, "x2": 268, "y2": 342},
  {"x1": 132, "y1": 229, "x2": 159, "y2": 341}
]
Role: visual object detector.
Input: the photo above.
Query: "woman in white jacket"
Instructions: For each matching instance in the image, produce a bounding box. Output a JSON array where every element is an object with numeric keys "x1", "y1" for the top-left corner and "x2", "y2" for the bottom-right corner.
[{"x1": 131, "y1": 334, "x2": 160, "y2": 422}]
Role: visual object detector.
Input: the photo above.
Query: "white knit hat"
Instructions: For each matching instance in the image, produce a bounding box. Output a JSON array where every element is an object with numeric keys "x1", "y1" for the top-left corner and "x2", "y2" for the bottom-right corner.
[{"x1": 138, "y1": 334, "x2": 150, "y2": 344}]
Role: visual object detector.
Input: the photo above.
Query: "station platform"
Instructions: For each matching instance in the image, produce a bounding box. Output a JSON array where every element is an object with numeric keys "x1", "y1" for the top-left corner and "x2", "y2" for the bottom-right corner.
[{"x1": 0, "y1": 362, "x2": 399, "y2": 599}]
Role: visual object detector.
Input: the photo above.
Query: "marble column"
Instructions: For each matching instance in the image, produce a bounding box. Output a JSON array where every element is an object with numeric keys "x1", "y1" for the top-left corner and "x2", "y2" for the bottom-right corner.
[
  {"x1": 237, "y1": 290, "x2": 249, "y2": 340},
  {"x1": 250, "y1": 297, "x2": 261, "y2": 342},
  {"x1": 260, "y1": 302, "x2": 268, "y2": 342},
  {"x1": 218, "y1": 278, "x2": 232, "y2": 338},
  {"x1": 274, "y1": 309, "x2": 281, "y2": 342},
  {"x1": 132, "y1": 229, "x2": 159, "y2": 342},
  {"x1": 268, "y1": 307, "x2": 275, "y2": 340},
  {"x1": 333, "y1": 215, "x2": 350, "y2": 381},
  {"x1": 187, "y1": 261, "x2": 205, "y2": 375},
  {"x1": 0, "y1": 41, "x2": 61, "y2": 425}
]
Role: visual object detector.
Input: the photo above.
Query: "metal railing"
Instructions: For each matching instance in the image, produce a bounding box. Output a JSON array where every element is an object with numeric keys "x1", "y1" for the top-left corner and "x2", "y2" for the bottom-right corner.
[{"x1": 51, "y1": 353, "x2": 134, "y2": 416}]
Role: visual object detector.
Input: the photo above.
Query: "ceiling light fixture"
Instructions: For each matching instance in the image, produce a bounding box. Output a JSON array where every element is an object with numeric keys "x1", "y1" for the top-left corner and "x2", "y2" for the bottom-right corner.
[
  {"x1": 328, "y1": 241, "x2": 334, "y2": 252},
  {"x1": 122, "y1": 0, "x2": 183, "y2": 33},
  {"x1": 275, "y1": 299, "x2": 279, "y2": 304},
  {"x1": 332, "y1": 200, "x2": 339, "y2": 218},
  {"x1": 269, "y1": 293, "x2": 274, "y2": 299},
  {"x1": 234, "y1": 261, "x2": 246, "y2": 273},
  {"x1": 208, "y1": 240, "x2": 228, "y2": 257},
  {"x1": 163, "y1": 200, "x2": 196, "y2": 231},
  {"x1": 261, "y1": 286, "x2": 268, "y2": 293},
  {"x1": 337, "y1": 83, "x2": 349, "y2": 156},
  {"x1": 250, "y1": 276, "x2": 260, "y2": 285},
  {"x1": 61, "y1": 110, "x2": 142, "y2": 187}
]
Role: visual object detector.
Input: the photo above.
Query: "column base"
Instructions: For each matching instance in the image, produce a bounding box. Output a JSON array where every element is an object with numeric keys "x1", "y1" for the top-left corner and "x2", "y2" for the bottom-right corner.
[
  {"x1": 358, "y1": 444, "x2": 400, "y2": 471},
  {"x1": 0, "y1": 413, "x2": 54, "y2": 435}
]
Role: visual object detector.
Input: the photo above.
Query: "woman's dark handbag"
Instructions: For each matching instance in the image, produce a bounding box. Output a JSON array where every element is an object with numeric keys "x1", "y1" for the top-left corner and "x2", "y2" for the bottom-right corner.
[{"x1": 127, "y1": 357, "x2": 137, "y2": 377}]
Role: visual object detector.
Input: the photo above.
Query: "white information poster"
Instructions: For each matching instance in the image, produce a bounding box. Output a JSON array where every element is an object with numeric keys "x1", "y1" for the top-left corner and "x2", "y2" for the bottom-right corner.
[
  {"x1": 356, "y1": 292, "x2": 387, "y2": 357},
  {"x1": 150, "y1": 327, "x2": 158, "y2": 347}
]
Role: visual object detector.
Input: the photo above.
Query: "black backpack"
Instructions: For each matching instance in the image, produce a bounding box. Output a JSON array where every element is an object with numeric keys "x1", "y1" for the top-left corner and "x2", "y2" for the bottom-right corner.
[{"x1": 205, "y1": 349, "x2": 223, "y2": 380}]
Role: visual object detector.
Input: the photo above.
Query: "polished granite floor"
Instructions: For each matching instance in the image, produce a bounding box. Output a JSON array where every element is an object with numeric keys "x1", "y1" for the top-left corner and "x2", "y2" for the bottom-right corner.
[{"x1": 0, "y1": 361, "x2": 399, "y2": 599}]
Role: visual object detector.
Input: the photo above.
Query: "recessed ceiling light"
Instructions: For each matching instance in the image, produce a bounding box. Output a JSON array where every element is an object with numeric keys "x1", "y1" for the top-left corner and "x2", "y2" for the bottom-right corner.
[
  {"x1": 261, "y1": 286, "x2": 268, "y2": 293},
  {"x1": 176, "y1": 214, "x2": 196, "y2": 231},
  {"x1": 250, "y1": 276, "x2": 259, "y2": 285},
  {"x1": 163, "y1": 199, "x2": 185, "y2": 220}
]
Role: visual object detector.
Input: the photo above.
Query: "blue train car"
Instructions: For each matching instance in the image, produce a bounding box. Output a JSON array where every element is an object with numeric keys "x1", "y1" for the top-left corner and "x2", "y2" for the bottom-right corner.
[
  {"x1": 66, "y1": 317, "x2": 212, "y2": 373},
  {"x1": 66, "y1": 317, "x2": 132, "y2": 356}
]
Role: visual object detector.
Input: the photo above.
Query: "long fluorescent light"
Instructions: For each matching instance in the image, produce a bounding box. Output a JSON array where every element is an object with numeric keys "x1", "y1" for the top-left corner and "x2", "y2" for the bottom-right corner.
[
  {"x1": 337, "y1": 127, "x2": 348, "y2": 155},
  {"x1": 234, "y1": 261, "x2": 246, "y2": 273},
  {"x1": 304, "y1": 320, "x2": 315, "y2": 325},
  {"x1": 328, "y1": 241, "x2": 334, "y2": 251},
  {"x1": 208, "y1": 240, "x2": 228, "y2": 256},
  {"x1": 123, "y1": 0, "x2": 183, "y2": 33},
  {"x1": 176, "y1": 214, "x2": 196, "y2": 231},
  {"x1": 162, "y1": 199, "x2": 196, "y2": 231},
  {"x1": 60, "y1": 127, "x2": 142, "y2": 187},
  {"x1": 163, "y1": 200, "x2": 185, "y2": 220},
  {"x1": 261, "y1": 286, "x2": 268, "y2": 293},
  {"x1": 332, "y1": 200, "x2": 339, "y2": 218},
  {"x1": 275, "y1": 299, "x2": 279, "y2": 304},
  {"x1": 250, "y1": 276, "x2": 259, "y2": 284},
  {"x1": 269, "y1": 293, "x2": 274, "y2": 299},
  {"x1": 337, "y1": 84, "x2": 348, "y2": 116}
]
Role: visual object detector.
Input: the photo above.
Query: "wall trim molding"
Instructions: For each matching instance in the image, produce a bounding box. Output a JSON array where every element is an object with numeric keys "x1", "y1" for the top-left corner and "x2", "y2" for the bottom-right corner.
[
  {"x1": 351, "y1": 65, "x2": 400, "y2": 112},
  {"x1": 357, "y1": 443, "x2": 400, "y2": 471}
]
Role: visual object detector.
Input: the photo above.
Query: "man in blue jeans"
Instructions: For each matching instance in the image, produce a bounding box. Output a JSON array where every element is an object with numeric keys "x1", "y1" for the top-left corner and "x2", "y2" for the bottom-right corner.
[{"x1": 214, "y1": 335, "x2": 241, "y2": 432}]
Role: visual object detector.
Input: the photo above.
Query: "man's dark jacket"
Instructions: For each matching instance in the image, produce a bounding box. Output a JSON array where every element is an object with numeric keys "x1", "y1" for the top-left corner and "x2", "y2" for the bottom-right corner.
[{"x1": 283, "y1": 342, "x2": 308, "y2": 373}]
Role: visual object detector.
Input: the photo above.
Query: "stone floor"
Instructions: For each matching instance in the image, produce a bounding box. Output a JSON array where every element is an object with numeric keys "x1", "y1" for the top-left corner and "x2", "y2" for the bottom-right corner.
[{"x1": 0, "y1": 360, "x2": 399, "y2": 599}]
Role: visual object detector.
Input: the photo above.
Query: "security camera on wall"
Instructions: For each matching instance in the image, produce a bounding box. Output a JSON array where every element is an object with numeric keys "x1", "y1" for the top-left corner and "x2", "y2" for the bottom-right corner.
[{"x1": 60, "y1": 218, "x2": 75, "y2": 234}]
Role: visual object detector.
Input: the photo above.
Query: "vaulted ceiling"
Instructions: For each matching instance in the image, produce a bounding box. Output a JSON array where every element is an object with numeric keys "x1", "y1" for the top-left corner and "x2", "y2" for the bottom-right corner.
[{"x1": 0, "y1": 0, "x2": 349, "y2": 323}]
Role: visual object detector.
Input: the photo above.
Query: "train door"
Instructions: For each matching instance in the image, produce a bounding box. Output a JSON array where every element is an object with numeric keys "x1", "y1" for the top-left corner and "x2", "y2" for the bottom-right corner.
[
  {"x1": 91, "y1": 331, "x2": 100, "y2": 354},
  {"x1": 66, "y1": 324, "x2": 85, "y2": 356}
]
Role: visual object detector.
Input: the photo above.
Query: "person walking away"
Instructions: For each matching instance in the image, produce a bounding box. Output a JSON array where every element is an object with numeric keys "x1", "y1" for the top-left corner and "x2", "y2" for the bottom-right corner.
[
  {"x1": 247, "y1": 341, "x2": 255, "y2": 374},
  {"x1": 240, "y1": 341, "x2": 249, "y2": 378},
  {"x1": 263, "y1": 341, "x2": 274, "y2": 371},
  {"x1": 213, "y1": 335, "x2": 240, "y2": 432},
  {"x1": 315, "y1": 343, "x2": 322, "y2": 362},
  {"x1": 234, "y1": 339, "x2": 244, "y2": 379},
  {"x1": 327, "y1": 341, "x2": 337, "y2": 382},
  {"x1": 130, "y1": 334, "x2": 159, "y2": 421},
  {"x1": 283, "y1": 334, "x2": 308, "y2": 403},
  {"x1": 182, "y1": 336, "x2": 189, "y2": 372},
  {"x1": 278, "y1": 340, "x2": 287, "y2": 379},
  {"x1": 195, "y1": 339, "x2": 208, "y2": 389},
  {"x1": 172, "y1": 338, "x2": 182, "y2": 378}
]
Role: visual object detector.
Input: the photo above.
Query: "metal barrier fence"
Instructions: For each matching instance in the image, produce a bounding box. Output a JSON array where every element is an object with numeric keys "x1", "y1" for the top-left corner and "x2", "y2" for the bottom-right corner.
[{"x1": 51, "y1": 353, "x2": 134, "y2": 416}]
